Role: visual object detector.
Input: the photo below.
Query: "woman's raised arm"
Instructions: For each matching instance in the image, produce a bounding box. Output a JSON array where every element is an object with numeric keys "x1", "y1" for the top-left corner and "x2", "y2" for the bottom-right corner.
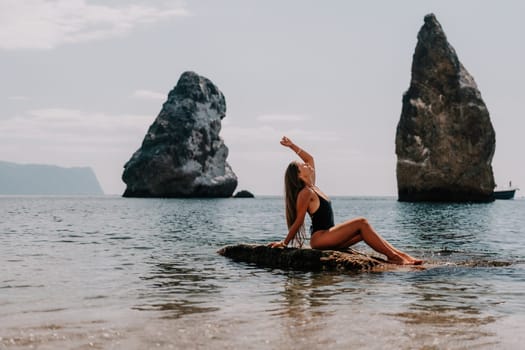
[{"x1": 280, "y1": 136, "x2": 315, "y2": 169}]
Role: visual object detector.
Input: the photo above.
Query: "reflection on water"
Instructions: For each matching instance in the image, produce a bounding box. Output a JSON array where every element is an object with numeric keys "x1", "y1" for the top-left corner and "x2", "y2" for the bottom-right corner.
[
  {"x1": 396, "y1": 202, "x2": 492, "y2": 239},
  {"x1": 394, "y1": 202, "x2": 504, "y2": 264},
  {"x1": 387, "y1": 267, "x2": 503, "y2": 348},
  {"x1": 136, "y1": 261, "x2": 221, "y2": 318},
  {"x1": 274, "y1": 272, "x2": 345, "y2": 317}
]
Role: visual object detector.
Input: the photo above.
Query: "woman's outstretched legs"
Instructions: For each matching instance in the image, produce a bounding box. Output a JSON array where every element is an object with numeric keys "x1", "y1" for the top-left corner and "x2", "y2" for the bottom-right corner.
[{"x1": 310, "y1": 217, "x2": 422, "y2": 265}]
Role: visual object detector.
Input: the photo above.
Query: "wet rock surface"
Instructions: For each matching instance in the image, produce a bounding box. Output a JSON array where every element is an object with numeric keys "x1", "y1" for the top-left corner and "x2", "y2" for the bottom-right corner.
[{"x1": 218, "y1": 244, "x2": 386, "y2": 272}]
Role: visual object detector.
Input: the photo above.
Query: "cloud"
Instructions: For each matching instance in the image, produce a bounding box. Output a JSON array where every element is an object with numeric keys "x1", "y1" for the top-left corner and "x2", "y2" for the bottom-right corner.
[
  {"x1": 0, "y1": 0, "x2": 189, "y2": 50},
  {"x1": 256, "y1": 114, "x2": 310, "y2": 122},
  {"x1": 0, "y1": 108, "x2": 153, "y2": 148},
  {"x1": 132, "y1": 89, "x2": 167, "y2": 101},
  {"x1": 7, "y1": 96, "x2": 29, "y2": 101}
]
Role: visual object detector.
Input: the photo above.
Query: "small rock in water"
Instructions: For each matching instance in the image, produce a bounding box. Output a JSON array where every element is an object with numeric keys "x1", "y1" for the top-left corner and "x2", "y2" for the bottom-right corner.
[{"x1": 233, "y1": 190, "x2": 255, "y2": 198}]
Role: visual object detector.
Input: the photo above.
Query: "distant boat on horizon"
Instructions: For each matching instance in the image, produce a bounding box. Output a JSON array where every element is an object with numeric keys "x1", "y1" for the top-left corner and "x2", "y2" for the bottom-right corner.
[{"x1": 493, "y1": 181, "x2": 520, "y2": 200}]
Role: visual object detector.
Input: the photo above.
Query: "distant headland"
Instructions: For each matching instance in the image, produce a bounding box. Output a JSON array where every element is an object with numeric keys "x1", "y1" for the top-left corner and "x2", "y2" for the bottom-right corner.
[{"x1": 0, "y1": 161, "x2": 103, "y2": 195}]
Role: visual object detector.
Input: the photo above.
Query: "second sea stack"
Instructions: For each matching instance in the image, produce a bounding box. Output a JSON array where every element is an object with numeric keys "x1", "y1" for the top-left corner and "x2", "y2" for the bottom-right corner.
[
  {"x1": 122, "y1": 71, "x2": 238, "y2": 197},
  {"x1": 395, "y1": 14, "x2": 496, "y2": 202}
]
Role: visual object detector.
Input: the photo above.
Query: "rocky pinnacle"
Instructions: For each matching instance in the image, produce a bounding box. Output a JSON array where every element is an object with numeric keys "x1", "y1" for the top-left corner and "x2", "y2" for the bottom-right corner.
[{"x1": 396, "y1": 14, "x2": 496, "y2": 202}]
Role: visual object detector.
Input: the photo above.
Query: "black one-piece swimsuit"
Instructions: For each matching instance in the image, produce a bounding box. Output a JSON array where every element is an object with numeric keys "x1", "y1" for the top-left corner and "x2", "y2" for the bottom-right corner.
[{"x1": 310, "y1": 193, "x2": 335, "y2": 235}]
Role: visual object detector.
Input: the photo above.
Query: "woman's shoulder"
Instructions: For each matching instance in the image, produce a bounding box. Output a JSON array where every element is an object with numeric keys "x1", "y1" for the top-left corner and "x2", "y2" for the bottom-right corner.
[{"x1": 298, "y1": 186, "x2": 316, "y2": 199}]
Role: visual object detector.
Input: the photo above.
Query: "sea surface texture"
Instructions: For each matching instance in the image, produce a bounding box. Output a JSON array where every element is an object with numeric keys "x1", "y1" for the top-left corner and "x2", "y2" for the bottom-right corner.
[{"x1": 1, "y1": 196, "x2": 524, "y2": 349}]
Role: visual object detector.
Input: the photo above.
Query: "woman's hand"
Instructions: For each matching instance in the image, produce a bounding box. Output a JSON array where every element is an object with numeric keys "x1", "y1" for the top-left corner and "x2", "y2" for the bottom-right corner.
[
  {"x1": 267, "y1": 241, "x2": 287, "y2": 249},
  {"x1": 280, "y1": 136, "x2": 294, "y2": 148}
]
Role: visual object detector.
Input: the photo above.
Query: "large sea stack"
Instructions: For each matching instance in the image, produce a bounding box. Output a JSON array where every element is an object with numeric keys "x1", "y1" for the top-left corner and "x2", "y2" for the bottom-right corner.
[
  {"x1": 396, "y1": 14, "x2": 496, "y2": 202},
  {"x1": 122, "y1": 71, "x2": 237, "y2": 197}
]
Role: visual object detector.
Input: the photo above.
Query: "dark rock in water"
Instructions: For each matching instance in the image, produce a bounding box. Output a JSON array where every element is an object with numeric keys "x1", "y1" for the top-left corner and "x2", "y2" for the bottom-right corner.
[
  {"x1": 460, "y1": 260, "x2": 511, "y2": 267},
  {"x1": 233, "y1": 190, "x2": 254, "y2": 198},
  {"x1": 218, "y1": 244, "x2": 386, "y2": 272},
  {"x1": 122, "y1": 71, "x2": 238, "y2": 198},
  {"x1": 0, "y1": 161, "x2": 103, "y2": 195},
  {"x1": 396, "y1": 14, "x2": 496, "y2": 202}
]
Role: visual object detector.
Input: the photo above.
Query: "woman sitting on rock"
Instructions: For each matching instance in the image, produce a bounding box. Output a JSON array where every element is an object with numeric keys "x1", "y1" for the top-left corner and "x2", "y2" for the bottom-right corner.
[{"x1": 268, "y1": 136, "x2": 422, "y2": 265}]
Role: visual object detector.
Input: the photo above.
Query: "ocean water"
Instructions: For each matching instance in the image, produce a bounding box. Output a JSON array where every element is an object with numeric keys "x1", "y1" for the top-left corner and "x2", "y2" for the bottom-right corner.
[{"x1": 1, "y1": 196, "x2": 524, "y2": 349}]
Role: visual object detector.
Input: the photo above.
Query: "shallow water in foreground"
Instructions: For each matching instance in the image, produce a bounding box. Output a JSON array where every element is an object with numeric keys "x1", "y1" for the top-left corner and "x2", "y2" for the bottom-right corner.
[{"x1": 1, "y1": 196, "x2": 524, "y2": 349}]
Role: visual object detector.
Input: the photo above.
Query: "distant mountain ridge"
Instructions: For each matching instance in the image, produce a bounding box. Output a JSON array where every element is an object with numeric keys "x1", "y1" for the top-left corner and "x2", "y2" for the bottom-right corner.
[{"x1": 0, "y1": 161, "x2": 103, "y2": 195}]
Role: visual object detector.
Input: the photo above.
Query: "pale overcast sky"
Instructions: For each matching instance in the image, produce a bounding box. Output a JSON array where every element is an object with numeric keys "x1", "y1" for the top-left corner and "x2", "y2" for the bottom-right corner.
[{"x1": 1, "y1": 0, "x2": 523, "y2": 195}]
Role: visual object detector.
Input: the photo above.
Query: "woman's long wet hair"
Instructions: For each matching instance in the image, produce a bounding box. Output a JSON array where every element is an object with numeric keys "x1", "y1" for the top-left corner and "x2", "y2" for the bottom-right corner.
[{"x1": 284, "y1": 162, "x2": 306, "y2": 247}]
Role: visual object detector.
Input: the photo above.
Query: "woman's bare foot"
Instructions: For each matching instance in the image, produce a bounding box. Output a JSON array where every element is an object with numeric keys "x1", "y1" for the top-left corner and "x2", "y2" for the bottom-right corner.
[
  {"x1": 387, "y1": 254, "x2": 423, "y2": 265},
  {"x1": 386, "y1": 254, "x2": 411, "y2": 265},
  {"x1": 396, "y1": 251, "x2": 424, "y2": 265},
  {"x1": 405, "y1": 255, "x2": 424, "y2": 265},
  {"x1": 410, "y1": 258, "x2": 424, "y2": 265}
]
